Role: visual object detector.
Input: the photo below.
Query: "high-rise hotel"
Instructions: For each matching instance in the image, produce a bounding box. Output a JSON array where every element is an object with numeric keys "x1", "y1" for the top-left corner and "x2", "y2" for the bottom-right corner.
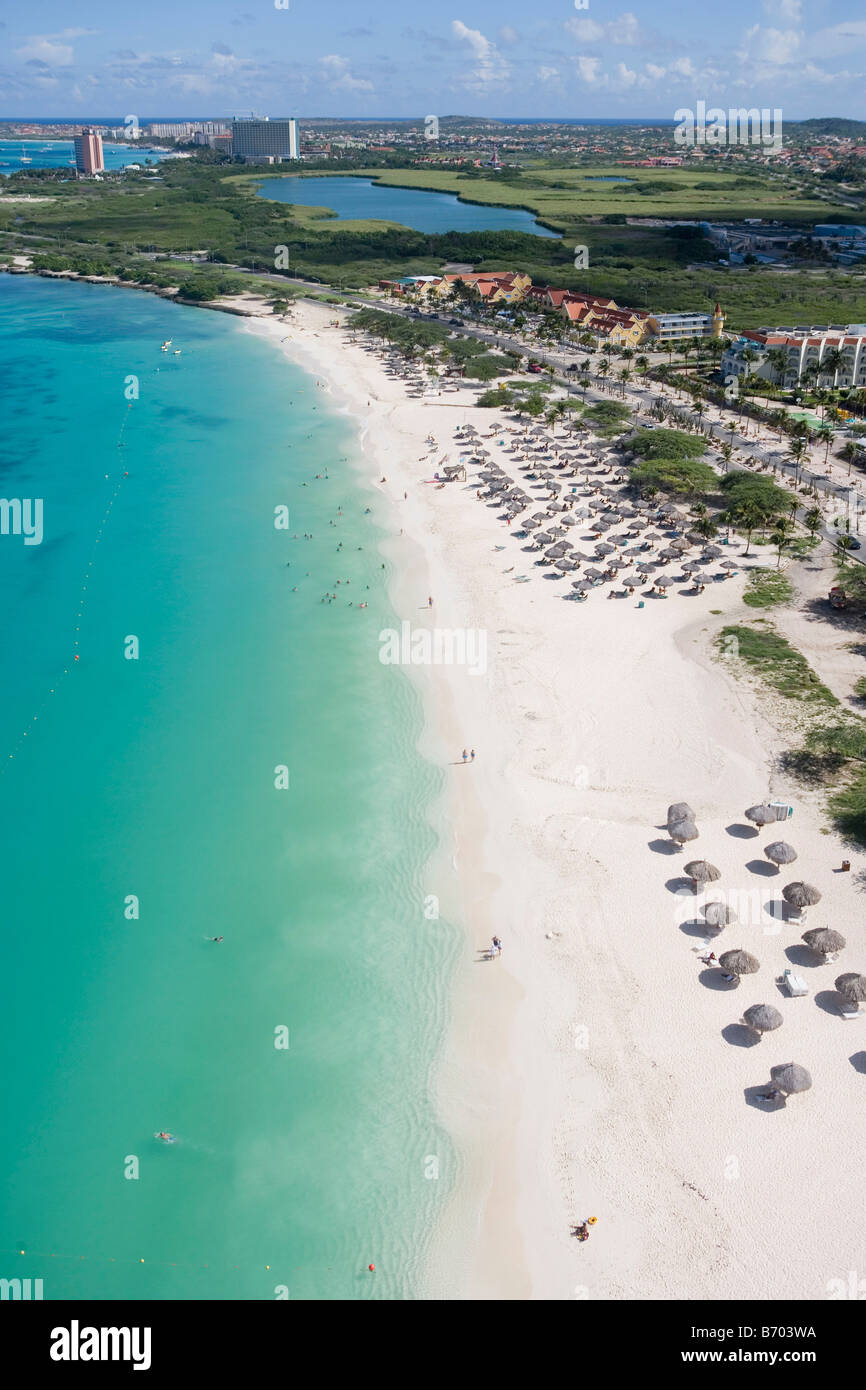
[
  {"x1": 74, "y1": 127, "x2": 104, "y2": 175},
  {"x1": 230, "y1": 117, "x2": 299, "y2": 163}
]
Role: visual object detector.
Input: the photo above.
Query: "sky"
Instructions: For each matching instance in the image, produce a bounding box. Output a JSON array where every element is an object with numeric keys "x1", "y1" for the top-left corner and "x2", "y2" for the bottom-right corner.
[{"x1": 1, "y1": 1, "x2": 865, "y2": 121}]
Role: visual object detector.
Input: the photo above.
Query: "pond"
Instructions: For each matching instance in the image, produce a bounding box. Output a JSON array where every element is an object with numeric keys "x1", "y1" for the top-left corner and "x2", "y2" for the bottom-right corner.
[{"x1": 256, "y1": 176, "x2": 559, "y2": 238}]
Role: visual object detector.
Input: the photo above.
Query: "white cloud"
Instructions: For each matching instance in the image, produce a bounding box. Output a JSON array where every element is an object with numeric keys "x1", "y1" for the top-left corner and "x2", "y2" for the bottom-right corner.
[
  {"x1": 537, "y1": 65, "x2": 560, "y2": 83},
  {"x1": 608, "y1": 12, "x2": 641, "y2": 46},
  {"x1": 565, "y1": 12, "x2": 642, "y2": 46},
  {"x1": 451, "y1": 19, "x2": 510, "y2": 88},
  {"x1": 762, "y1": 0, "x2": 802, "y2": 20},
  {"x1": 499, "y1": 26, "x2": 518, "y2": 45},
  {"x1": 565, "y1": 18, "x2": 604, "y2": 42},
  {"x1": 575, "y1": 55, "x2": 601, "y2": 84},
  {"x1": 739, "y1": 24, "x2": 801, "y2": 65},
  {"x1": 613, "y1": 61, "x2": 637, "y2": 88},
  {"x1": 15, "y1": 35, "x2": 75, "y2": 66},
  {"x1": 670, "y1": 56, "x2": 696, "y2": 77},
  {"x1": 808, "y1": 20, "x2": 866, "y2": 60},
  {"x1": 645, "y1": 63, "x2": 666, "y2": 80},
  {"x1": 319, "y1": 54, "x2": 374, "y2": 92}
]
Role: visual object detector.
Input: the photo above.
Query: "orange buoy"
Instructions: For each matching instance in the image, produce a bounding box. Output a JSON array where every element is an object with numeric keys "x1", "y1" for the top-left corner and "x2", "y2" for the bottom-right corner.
[{"x1": 368, "y1": 1263, "x2": 375, "y2": 1272}]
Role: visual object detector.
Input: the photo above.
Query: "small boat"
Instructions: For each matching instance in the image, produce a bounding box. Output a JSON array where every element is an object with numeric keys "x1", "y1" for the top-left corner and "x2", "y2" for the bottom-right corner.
[
  {"x1": 160, "y1": 339, "x2": 172, "y2": 351},
  {"x1": 172, "y1": 349, "x2": 181, "y2": 356}
]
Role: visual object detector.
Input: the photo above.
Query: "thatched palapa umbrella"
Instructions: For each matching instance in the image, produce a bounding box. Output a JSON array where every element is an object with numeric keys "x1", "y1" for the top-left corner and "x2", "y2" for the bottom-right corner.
[
  {"x1": 782, "y1": 882, "x2": 822, "y2": 912},
  {"x1": 770, "y1": 1062, "x2": 812, "y2": 1095},
  {"x1": 668, "y1": 802, "x2": 695, "y2": 826},
  {"x1": 669, "y1": 818, "x2": 699, "y2": 846},
  {"x1": 704, "y1": 901, "x2": 737, "y2": 928},
  {"x1": 745, "y1": 804, "x2": 776, "y2": 827},
  {"x1": 718, "y1": 948, "x2": 760, "y2": 980},
  {"x1": 684, "y1": 860, "x2": 721, "y2": 890},
  {"x1": 743, "y1": 1004, "x2": 783, "y2": 1036},
  {"x1": 835, "y1": 972, "x2": 866, "y2": 1004},
  {"x1": 764, "y1": 841, "x2": 797, "y2": 870},
  {"x1": 802, "y1": 928, "x2": 846, "y2": 959}
]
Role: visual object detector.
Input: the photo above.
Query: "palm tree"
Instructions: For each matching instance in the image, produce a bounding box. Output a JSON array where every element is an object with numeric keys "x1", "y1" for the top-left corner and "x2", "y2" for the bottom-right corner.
[
  {"x1": 817, "y1": 423, "x2": 833, "y2": 466},
  {"x1": 788, "y1": 435, "x2": 808, "y2": 484},
  {"x1": 720, "y1": 442, "x2": 733, "y2": 472},
  {"x1": 619, "y1": 367, "x2": 631, "y2": 398},
  {"x1": 598, "y1": 359, "x2": 610, "y2": 391},
  {"x1": 804, "y1": 507, "x2": 822, "y2": 536},
  {"x1": 797, "y1": 361, "x2": 818, "y2": 394},
  {"x1": 635, "y1": 354, "x2": 649, "y2": 376},
  {"x1": 769, "y1": 515, "x2": 794, "y2": 568},
  {"x1": 731, "y1": 500, "x2": 769, "y2": 557},
  {"x1": 820, "y1": 347, "x2": 845, "y2": 390},
  {"x1": 694, "y1": 516, "x2": 718, "y2": 542}
]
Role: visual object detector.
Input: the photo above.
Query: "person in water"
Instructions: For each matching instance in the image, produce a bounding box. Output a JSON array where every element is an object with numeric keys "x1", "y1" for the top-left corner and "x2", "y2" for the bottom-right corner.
[{"x1": 210, "y1": 936, "x2": 223, "y2": 943}]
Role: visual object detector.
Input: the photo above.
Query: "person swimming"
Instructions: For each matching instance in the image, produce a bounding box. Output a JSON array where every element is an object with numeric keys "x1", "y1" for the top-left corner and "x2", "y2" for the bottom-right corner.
[{"x1": 155, "y1": 1131, "x2": 175, "y2": 1143}]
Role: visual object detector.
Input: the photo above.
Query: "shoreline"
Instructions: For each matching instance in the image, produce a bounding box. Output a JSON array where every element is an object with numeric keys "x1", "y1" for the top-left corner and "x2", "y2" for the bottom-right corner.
[{"x1": 246, "y1": 295, "x2": 866, "y2": 1301}]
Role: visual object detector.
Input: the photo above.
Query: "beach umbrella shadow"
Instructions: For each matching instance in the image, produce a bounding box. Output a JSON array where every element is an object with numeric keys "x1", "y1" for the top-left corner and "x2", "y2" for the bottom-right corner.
[
  {"x1": 783, "y1": 943, "x2": 820, "y2": 969},
  {"x1": 744, "y1": 1084, "x2": 786, "y2": 1111},
  {"x1": 700, "y1": 968, "x2": 738, "y2": 991},
  {"x1": 726, "y1": 823, "x2": 759, "y2": 839},
  {"x1": 722, "y1": 1022, "x2": 761, "y2": 1048},
  {"x1": 815, "y1": 988, "x2": 846, "y2": 1016},
  {"x1": 666, "y1": 873, "x2": 697, "y2": 894},
  {"x1": 746, "y1": 859, "x2": 779, "y2": 877},
  {"x1": 849, "y1": 1051, "x2": 866, "y2": 1075},
  {"x1": 649, "y1": 838, "x2": 681, "y2": 855}
]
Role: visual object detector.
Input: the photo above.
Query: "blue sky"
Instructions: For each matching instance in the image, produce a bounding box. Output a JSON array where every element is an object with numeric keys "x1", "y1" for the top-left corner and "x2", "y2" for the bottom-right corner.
[{"x1": 1, "y1": 1, "x2": 865, "y2": 120}]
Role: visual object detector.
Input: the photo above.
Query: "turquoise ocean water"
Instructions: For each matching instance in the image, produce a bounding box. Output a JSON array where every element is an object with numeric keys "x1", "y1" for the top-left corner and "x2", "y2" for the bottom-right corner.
[
  {"x1": 0, "y1": 140, "x2": 168, "y2": 176},
  {"x1": 0, "y1": 276, "x2": 458, "y2": 1299}
]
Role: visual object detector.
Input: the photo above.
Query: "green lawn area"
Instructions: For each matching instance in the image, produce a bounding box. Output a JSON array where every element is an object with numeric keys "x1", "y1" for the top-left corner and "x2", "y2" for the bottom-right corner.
[{"x1": 743, "y1": 568, "x2": 795, "y2": 608}]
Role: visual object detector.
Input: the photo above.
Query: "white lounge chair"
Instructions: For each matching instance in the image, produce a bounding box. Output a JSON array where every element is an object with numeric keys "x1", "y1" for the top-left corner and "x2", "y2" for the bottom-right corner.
[
  {"x1": 783, "y1": 969, "x2": 809, "y2": 997},
  {"x1": 839, "y1": 1002, "x2": 862, "y2": 1020}
]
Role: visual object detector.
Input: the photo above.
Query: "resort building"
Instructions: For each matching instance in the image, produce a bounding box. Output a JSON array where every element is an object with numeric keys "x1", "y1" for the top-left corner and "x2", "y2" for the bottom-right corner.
[
  {"x1": 721, "y1": 326, "x2": 866, "y2": 389},
  {"x1": 73, "y1": 127, "x2": 104, "y2": 175},
  {"x1": 231, "y1": 117, "x2": 300, "y2": 162},
  {"x1": 646, "y1": 305, "x2": 725, "y2": 343},
  {"x1": 435, "y1": 272, "x2": 532, "y2": 303}
]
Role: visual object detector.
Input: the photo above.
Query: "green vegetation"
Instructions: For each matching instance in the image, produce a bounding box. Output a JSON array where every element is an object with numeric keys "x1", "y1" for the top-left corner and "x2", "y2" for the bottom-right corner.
[
  {"x1": 632, "y1": 457, "x2": 718, "y2": 496},
  {"x1": 4, "y1": 154, "x2": 866, "y2": 325},
  {"x1": 719, "y1": 624, "x2": 837, "y2": 704},
  {"x1": 630, "y1": 428, "x2": 708, "y2": 462},
  {"x1": 582, "y1": 400, "x2": 632, "y2": 436},
  {"x1": 743, "y1": 568, "x2": 794, "y2": 608}
]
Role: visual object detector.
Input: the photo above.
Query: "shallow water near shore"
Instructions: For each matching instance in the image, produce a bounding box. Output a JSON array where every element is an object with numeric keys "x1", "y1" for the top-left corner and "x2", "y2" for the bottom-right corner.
[{"x1": 0, "y1": 275, "x2": 458, "y2": 1299}]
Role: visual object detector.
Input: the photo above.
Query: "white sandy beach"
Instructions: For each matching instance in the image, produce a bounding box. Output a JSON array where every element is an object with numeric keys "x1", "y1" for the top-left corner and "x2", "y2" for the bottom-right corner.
[{"x1": 242, "y1": 295, "x2": 866, "y2": 1302}]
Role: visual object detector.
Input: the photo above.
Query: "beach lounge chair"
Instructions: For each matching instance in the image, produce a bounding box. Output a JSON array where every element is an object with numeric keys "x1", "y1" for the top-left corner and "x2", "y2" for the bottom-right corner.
[
  {"x1": 783, "y1": 969, "x2": 809, "y2": 997},
  {"x1": 839, "y1": 1001, "x2": 862, "y2": 1020}
]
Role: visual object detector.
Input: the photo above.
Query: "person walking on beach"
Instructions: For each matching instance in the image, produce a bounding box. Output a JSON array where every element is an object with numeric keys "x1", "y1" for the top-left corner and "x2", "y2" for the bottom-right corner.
[
  {"x1": 491, "y1": 936, "x2": 502, "y2": 958},
  {"x1": 470, "y1": 749, "x2": 475, "y2": 762},
  {"x1": 461, "y1": 749, "x2": 468, "y2": 763},
  {"x1": 428, "y1": 596, "x2": 433, "y2": 608}
]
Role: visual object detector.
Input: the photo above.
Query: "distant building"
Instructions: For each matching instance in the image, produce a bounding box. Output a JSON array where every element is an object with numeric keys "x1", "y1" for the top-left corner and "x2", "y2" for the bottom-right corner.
[
  {"x1": 74, "y1": 127, "x2": 104, "y2": 175},
  {"x1": 722, "y1": 325, "x2": 866, "y2": 390},
  {"x1": 647, "y1": 304, "x2": 725, "y2": 342},
  {"x1": 231, "y1": 118, "x2": 299, "y2": 162}
]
